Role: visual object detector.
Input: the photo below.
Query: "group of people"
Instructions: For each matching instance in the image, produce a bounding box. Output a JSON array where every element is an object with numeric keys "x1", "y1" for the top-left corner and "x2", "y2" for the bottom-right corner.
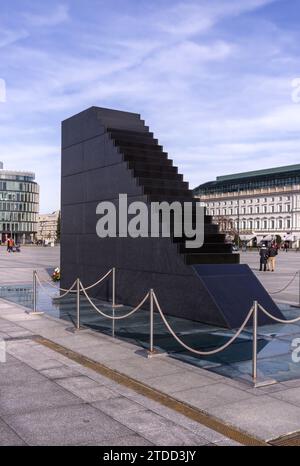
[{"x1": 259, "y1": 242, "x2": 278, "y2": 272}]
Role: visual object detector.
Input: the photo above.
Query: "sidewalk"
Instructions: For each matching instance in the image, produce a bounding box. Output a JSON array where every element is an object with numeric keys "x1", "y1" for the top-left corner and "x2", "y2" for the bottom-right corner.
[
  {"x1": 1, "y1": 297, "x2": 300, "y2": 445},
  {"x1": 0, "y1": 299, "x2": 242, "y2": 446}
]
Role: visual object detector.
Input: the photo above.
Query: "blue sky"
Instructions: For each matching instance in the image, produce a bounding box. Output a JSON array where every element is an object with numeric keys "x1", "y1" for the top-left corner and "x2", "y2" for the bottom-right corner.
[{"x1": 0, "y1": 0, "x2": 300, "y2": 212}]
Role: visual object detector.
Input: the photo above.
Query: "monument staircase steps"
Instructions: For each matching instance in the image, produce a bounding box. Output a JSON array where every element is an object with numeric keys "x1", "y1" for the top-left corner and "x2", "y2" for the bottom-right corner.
[
  {"x1": 143, "y1": 186, "x2": 194, "y2": 198},
  {"x1": 108, "y1": 128, "x2": 153, "y2": 139},
  {"x1": 132, "y1": 167, "x2": 184, "y2": 181},
  {"x1": 184, "y1": 252, "x2": 239, "y2": 265},
  {"x1": 109, "y1": 133, "x2": 157, "y2": 146},
  {"x1": 115, "y1": 141, "x2": 163, "y2": 151},
  {"x1": 109, "y1": 123, "x2": 237, "y2": 265},
  {"x1": 138, "y1": 177, "x2": 189, "y2": 190},
  {"x1": 178, "y1": 242, "x2": 233, "y2": 254},
  {"x1": 127, "y1": 160, "x2": 178, "y2": 175},
  {"x1": 121, "y1": 150, "x2": 172, "y2": 166},
  {"x1": 172, "y1": 232, "x2": 226, "y2": 244}
]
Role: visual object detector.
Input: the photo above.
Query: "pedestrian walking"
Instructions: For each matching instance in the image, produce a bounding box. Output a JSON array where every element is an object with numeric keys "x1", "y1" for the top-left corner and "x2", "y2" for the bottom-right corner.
[
  {"x1": 267, "y1": 243, "x2": 277, "y2": 272},
  {"x1": 259, "y1": 243, "x2": 268, "y2": 271},
  {"x1": 7, "y1": 238, "x2": 12, "y2": 253}
]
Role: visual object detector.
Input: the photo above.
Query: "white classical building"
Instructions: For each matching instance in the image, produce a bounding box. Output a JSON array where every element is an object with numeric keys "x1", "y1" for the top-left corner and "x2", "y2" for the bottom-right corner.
[
  {"x1": 37, "y1": 210, "x2": 60, "y2": 244},
  {"x1": 194, "y1": 164, "x2": 300, "y2": 247}
]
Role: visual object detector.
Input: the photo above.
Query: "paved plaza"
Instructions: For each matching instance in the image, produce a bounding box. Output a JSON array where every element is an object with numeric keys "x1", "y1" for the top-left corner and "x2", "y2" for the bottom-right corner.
[
  {"x1": 240, "y1": 249, "x2": 300, "y2": 305},
  {"x1": 0, "y1": 246, "x2": 300, "y2": 445}
]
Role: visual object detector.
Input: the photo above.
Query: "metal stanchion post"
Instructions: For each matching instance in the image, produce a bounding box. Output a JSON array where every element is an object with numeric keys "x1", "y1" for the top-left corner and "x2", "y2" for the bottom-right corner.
[
  {"x1": 111, "y1": 267, "x2": 122, "y2": 313},
  {"x1": 112, "y1": 307, "x2": 115, "y2": 338},
  {"x1": 298, "y1": 270, "x2": 300, "y2": 308},
  {"x1": 252, "y1": 301, "x2": 276, "y2": 387},
  {"x1": 112, "y1": 267, "x2": 116, "y2": 308},
  {"x1": 149, "y1": 289, "x2": 154, "y2": 354},
  {"x1": 76, "y1": 278, "x2": 80, "y2": 330},
  {"x1": 27, "y1": 270, "x2": 44, "y2": 315},
  {"x1": 252, "y1": 301, "x2": 257, "y2": 383},
  {"x1": 33, "y1": 270, "x2": 37, "y2": 313}
]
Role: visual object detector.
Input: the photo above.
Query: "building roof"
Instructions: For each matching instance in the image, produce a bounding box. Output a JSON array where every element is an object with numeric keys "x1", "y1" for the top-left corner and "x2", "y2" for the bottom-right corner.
[
  {"x1": 194, "y1": 163, "x2": 300, "y2": 195},
  {"x1": 216, "y1": 164, "x2": 300, "y2": 182}
]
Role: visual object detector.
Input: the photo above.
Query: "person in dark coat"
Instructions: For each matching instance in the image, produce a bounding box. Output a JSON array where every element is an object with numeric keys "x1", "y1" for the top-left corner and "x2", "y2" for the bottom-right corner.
[
  {"x1": 267, "y1": 243, "x2": 277, "y2": 272},
  {"x1": 259, "y1": 243, "x2": 268, "y2": 271}
]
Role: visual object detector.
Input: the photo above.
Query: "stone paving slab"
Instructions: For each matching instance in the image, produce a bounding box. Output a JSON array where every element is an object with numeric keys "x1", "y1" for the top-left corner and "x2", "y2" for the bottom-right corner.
[
  {"x1": 0, "y1": 379, "x2": 83, "y2": 417},
  {"x1": 209, "y1": 394, "x2": 300, "y2": 441},
  {"x1": 5, "y1": 403, "x2": 135, "y2": 446},
  {"x1": 0, "y1": 305, "x2": 238, "y2": 445},
  {"x1": 0, "y1": 419, "x2": 26, "y2": 446}
]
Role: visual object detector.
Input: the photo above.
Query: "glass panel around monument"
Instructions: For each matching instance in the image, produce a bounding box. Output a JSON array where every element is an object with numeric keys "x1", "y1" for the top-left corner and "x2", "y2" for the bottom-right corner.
[{"x1": 1, "y1": 283, "x2": 300, "y2": 385}]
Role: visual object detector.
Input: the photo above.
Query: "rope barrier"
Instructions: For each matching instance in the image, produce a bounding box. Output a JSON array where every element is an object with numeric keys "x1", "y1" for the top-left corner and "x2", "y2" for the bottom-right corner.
[
  {"x1": 258, "y1": 303, "x2": 300, "y2": 324},
  {"x1": 79, "y1": 269, "x2": 113, "y2": 291},
  {"x1": 37, "y1": 268, "x2": 113, "y2": 293},
  {"x1": 269, "y1": 271, "x2": 299, "y2": 295},
  {"x1": 35, "y1": 268, "x2": 113, "y2": 300},
  {"x1": 35, "y1": 274, "x2": 77, "y2": 300},
  {"x1": 80, "y1": 281, "x2": 149, "y2": 320},
  {"x1": 32, "y1": 264, "x2": 300, "y2": 386},
  {"x1": 36, "y1": 276, "x2": 77, "y2": 293},
  {"x1": 152, "y1": 291, "x2": 254, "y2": 356}
]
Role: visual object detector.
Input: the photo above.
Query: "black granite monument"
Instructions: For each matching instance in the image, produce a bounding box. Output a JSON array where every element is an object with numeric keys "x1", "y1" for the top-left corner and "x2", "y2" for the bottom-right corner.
[{"x1": 61, "y1": 107, "x2": 284, "y2": 328}]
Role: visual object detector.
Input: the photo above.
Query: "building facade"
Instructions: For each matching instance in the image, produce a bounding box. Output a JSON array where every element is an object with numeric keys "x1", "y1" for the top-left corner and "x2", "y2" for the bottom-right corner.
[
  {"x1": 0, "y1": 163, "x2": 39, "y2": 244},
  {"x1": 37, "y1": 210, "x2": 59, "y2": 244},
  {"x1": 194, "y1": 164, "x2": 300, "y2": 247}
]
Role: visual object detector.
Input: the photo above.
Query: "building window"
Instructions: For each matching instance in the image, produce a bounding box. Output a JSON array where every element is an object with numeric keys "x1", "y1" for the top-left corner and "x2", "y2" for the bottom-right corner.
[
  {"x1": 242, "y1": 221, "x2": 246, "y2": 229},
  {"x1": 286, "y1": 204, "x2": 291, "y2": 212},
  {"x1": 249, "y1": 220, "x2": 253, "y2": 229},
  {"x1": 270, "y1": 205, "x2": 274, "y2": 213},
  {"x1": 287, "y1": 219, "x2": 291, "y2": 229},
  {"x1": 256, "y1": 206, "x2": 259, "y2": 213},
  {"x1": 249, "y1": 207, "x2": 253, "y2": 214},
  {"x1": 278, "y1": 219, "x2": 283, "y2": 229},
  {"x1": 255, "y1": 220, "x2": 260, "y2": 229},
  {"x1": 263, "y1": 220, "x2": 267, "y2": 229},
  {"x1": 263, "y1": 206, "x2": 267, "y2": 213},
  {"x1": 270, "y1": 220, "x2": 275, "y2": 229},
  {"x1": 278, "y1": 205, "x2": 282, "y2": 212}
]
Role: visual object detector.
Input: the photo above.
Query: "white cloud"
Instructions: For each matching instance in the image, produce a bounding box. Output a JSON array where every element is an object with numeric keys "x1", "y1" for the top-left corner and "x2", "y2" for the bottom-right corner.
[
  {"x1": 0, "y1": 28, "x2": 29, "y2": 48},
  {"x1": 157, "y1": 0, "x2": 277, "y2": 37},
  {"x1": 23, "y1": 4, "x2": 69, "y2": 28}
]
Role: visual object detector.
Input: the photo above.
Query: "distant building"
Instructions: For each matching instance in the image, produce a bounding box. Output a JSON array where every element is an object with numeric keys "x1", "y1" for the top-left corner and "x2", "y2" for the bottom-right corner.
[
  {"x1": 37, "y1": 210, "x2": 60, "y2": 244},
  {"x1": 0, "y1": 162, "x2": 39, "y2": 244},
  {"x1": 194, "y1": 164, "x2": 300, "y2": 248}
]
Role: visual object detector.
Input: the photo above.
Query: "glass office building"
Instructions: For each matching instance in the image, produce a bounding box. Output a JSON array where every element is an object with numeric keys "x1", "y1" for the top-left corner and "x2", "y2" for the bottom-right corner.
[{"x1": 0, "y1": 162, "x2": 39, "y2": 244}]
